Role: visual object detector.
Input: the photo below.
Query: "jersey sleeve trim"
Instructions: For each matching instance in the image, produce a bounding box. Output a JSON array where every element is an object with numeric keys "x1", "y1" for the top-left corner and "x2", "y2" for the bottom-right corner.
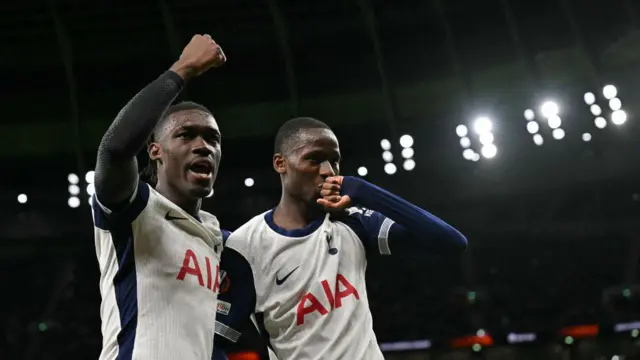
[
  {"x1": 377, "y1": 218, "x2": 394, "y2": 255},
  {"x1": 215, "y1": 320, "x2": 242, "y2": 343},
  {"x1": 92, "y1": 181, "x2": 150, "y2": 229}
]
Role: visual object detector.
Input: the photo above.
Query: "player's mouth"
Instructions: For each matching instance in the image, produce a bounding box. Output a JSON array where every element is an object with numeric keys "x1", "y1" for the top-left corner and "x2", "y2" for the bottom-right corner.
[{"x1": 188, "y1": 159, "x2": 214, "y2": 181}]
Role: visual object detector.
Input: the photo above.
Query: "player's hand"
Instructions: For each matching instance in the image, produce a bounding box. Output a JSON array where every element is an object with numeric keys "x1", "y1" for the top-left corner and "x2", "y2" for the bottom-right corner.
[
  {"x1": 171, "y1": 34, "x2": 226, "y2": 79},
  {"x1": 317, "y1": 176, "x2": 352, "y2": 210}
]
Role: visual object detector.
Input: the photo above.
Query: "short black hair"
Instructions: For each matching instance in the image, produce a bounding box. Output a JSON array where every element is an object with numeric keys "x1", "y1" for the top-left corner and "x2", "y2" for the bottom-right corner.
[
  {"x1": 140, "y1": 101, "x2": 213, "y2": 186},
  {"x1": 274, "y1": 117, "x2": 331, "y2": 155}
]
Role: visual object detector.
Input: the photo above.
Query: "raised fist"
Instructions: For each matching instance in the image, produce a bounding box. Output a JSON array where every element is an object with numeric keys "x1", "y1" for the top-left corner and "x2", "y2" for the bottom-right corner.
[{"x1": 172, "y1": 34, "x2": 226, "y2": 78}]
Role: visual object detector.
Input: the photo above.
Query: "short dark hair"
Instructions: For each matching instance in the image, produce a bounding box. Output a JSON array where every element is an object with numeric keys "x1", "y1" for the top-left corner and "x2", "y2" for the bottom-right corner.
[
  {"x1": 140, "y1": 101, "x2": 213, "y2": 186},
  {"x1": 274, "y1": 117, "x2": 331, "y2": 155}
]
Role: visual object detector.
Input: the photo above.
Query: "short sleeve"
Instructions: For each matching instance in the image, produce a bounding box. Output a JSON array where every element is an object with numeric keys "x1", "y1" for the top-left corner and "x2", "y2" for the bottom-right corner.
[
  {"x1": 91, "y1": 180, "x2": 150, "y2": 230},
  {"x1": 338, "y1": 207, "x2": 395, "y2": 256},
  {"x1": 215, "y1": 245, "x2": 257, "y2": 344}
]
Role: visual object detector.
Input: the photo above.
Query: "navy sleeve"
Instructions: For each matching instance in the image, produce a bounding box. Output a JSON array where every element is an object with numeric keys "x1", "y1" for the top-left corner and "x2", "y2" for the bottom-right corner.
[
  {"x1": 339, "y1": 207, "x2": 394, "y2": 256},
  {"x1": 214, "y1": 247, "x2": 256, "y2": 347},
  {"x1": 221, "y1": 230, "x2": 232, "y2": 245},
  {"x1": 91, "y1": 180, "x2": 150, "y2": 232},
  {"x1": 211, "y1": 348, "x2": 227, "y2": 360}
]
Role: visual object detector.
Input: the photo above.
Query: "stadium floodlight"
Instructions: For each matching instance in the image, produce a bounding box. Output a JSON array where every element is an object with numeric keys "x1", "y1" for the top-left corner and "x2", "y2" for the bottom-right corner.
[
  {"x1": 481, "y1": 144, "x2": 497, "y2": 159},
  {"x1": 609, "y1": 97, "x2": 622, "y2": 111},
  {"x1": 85, "y1": 170, "x2": 95, "y2": 184},
  {"x1": 478, "y1": 132, "x2": 494, "y2": 145},
  {"x1": 595, "y1": 117, "x2": 607, "y2": 129},
  {"x1": 526, "y1": 121, "x2": 539, "y2": 134},
  {"x1": 472, "y1": 344, "x2": 482, "y2": 352},
  {"x1": 17, "y1": 194, "x2": 27, "y2": 204},
  {"x1": 244, "y1": 178, "x2": 254, "y2": 187},
  {"x1": 68, "y1": 196, "x2": 80, "y2": 208},
  {"x1": 403, "y1": 159, "x2": 415, "y2": 171},
  {"x1": 471, "y1": 153, "x2": 480, "y2": 161},
  {"x1": 547, "y1": 115, "x2": 562, "y2": 129},
  {"x1": 401, "y1": 148, "x2": 414, "y2": 159},
  {"x1": 590, "y1": 104, "x2": 602, "y2": 116},
  {"x1": 476, "y1": 329, "x2": 486, "y2": 337},
  {"x1": 533, "y1": 134, "x2": 544, "y2": 146},
  {"x1": 582, "y1": 133, "x2": 592, "y2": 142},
  {"x1": 357, "y1": 166, "x2": 368, "y2": 176},
  {"x1": 456, "y1": 124, "x2": 468, "y2": 137},
  {"x1": 540, "y1": 101, "x2": 559, "y2": 118},
  {"x1": 524, "y1": 109, "x2": 535, "y2": 121},
  {"x1": 583, "y1": 92, "x2": 596, "y2": 105},
  {"x1": 460, "y1": 137, "x2": 471, "y2": 148},
  {"x1": 384, "y1": 163, "x2": 397, "y2": 175},
  {"x1": 603, "y1": 84, "x2": 617, "y2": 100},
  {"x1": 380, "y1": 139, "x2": 391, "y2": 151},
  {"x1": 463, "y1": 149, "x2": 475, "y2": 160},
  {"x1": 382, "y1": 151, "x2": 393, "y2": 162},
  {"x1": 86, "y1": 183, "x2": 95, "y2": 196},
  {"x1": 474, "y1": 117, "x2": 493, "y2": 135},
  {"x1": 68, "y1": 173, "x2": 79, "y2": 185},
  {"x1": 552, "y1": 128, "x2": 565, "y2": 140},
  {"x1": 399, "y1": 134, "x2": 414, "y2": 148},
  {"x1": 68, "y1": 185, "x2": 80, "y2": 196},
  {"x1": 611, "y1": 110, "x2": 627, "y2": 125}
]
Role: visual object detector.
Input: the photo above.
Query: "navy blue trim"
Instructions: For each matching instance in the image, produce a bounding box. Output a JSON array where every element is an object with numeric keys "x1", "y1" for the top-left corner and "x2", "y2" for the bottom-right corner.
[
  {"x1": 92, "y1": 181, "x2": 150, "y2": 229},
  {"x1": 254, "y1": 312, "x2": 274, "y2": 352},
  {"x1": 221, "y1": 229, "x2": 231, "y2": 245},
  {"x1": 263, "y1": 209, "x2": 323, "y2": 237}
]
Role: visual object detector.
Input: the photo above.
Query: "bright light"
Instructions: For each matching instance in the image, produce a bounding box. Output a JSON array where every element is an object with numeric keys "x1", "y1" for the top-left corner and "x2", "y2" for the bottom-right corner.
[
  {"x1": 384, "y1": 163, "x2": 397, "y2": 175},
  {"x1": 481, "y1": 144, "x2": 497, "y2": 159},
  {"x1": 86, "y1": 183, "x2": 95, "y2": 196},
  {"x1": 399, "y1": 135, "x2": 414, "y2": 148},
  {"x1": 68, "y1": 185, "x2": 80, "y2": 196},
  {"x1": 583, "y1": 92, "x2": 595, "y2": 105},
  {"x1": 460, "y1": 137, "x2": 471, "y2": 148},
  {"x1": 382, "y1": 151, "x2": 393, "y2": 162},
  {"x1": 540, "y1": 101, "x2": 559, "y2": 118},
  {"x1": 456, "y1": 125, "x2": 468, "y2": 137},
  {"x1": 68, "y1": 173, "x2": 79, "y2": 185},
  {"x1": 533, "y1": 134, "x2": 544, "y2": 146},
  {"x1": 476, "y1": 329, "x2": 486, "y2": 337},
  {"x1": 595, "y1": 117, "x2": 607, "y2": 129},
  {"x1": 244, "y1": 178, "x2": 254, "y2": 187},
  {"x1": 524, "y1": 109, "x2": 535, "y2": 121},
  {"x1": 479, "y1": 132, "x2": 494, "y2": 145},
  {"x1": 401, "y1": 148, "x2": 414, "y2": 159},
  {"x1": 85, "y1": 171, "x2": 95, "y2": 184},
  {"x1": 380, "y1": 139, "x2": 391, "y2": 151},
  {"x1": 547, "y1": 115, "x2": 562, "y2": 129},
  {"x1": 474, "y1": 117, "x2": 493, "y2": 134},
  {"x1": 526, "y1": 121, "x2": 539, "y2": 134},
  {"x1": 68, "y1": 196, "x2": 80, "y2": 208},
  {"x1": 403, "y1": 159, "x2": 415, "y2": 171},
  {"x1": 590, "y1": 104, "x2": 602, "y2": 116},
  {"x1": 582, "y1": 133, "x2": 592, "y2": 142},
  {"x1": 612, "y1": 110, "x2": 627, "y2": 125},
  {"x1": 612, "y1": 355, "x2": 620, "y2": 360},
  {"x1": 471, "y1": 153, "x2": 480, "y2": 162},
  {"x1": 357, "y1": 166, "x2": 368, "y2": 176},
  {"x1": 552, "y1": 128, "x2": 565, "y2": 140},
  {"x1": 472, "y1": 344, "x2": 482, "y2": 352},
  {"x1": 603, "y1": 84, "x2": 617, "y2": 100},
  {"x1": 17, "y1": 194, "x2": 27, "y2": 204},
  {"x1": 463, "y1": 149, "x2": 475, "y2": 160},
  {"x1": 609, "y1": 97, "x2": 622, "y2": 111}
]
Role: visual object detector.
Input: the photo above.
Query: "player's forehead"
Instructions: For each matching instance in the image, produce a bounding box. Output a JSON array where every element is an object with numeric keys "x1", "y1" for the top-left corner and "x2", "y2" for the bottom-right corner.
[
  {"x1": 291, "y1": 128, "x2": 340, "y2": 155},
  {"x1": 168, "y1": 109, "x2": 219, "y2": 133}
]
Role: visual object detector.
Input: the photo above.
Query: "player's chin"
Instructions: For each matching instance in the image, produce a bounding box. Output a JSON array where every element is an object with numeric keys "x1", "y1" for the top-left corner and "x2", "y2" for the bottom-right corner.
[{"x1": 188, "y1": 184, "x2": 212, "y2": 199}]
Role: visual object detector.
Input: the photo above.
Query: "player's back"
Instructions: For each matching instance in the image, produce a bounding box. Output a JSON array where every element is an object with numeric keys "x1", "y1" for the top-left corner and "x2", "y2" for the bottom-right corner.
[
  {"x1": 92, "y1": 181, "x2": 224, "y2": 360},
  {"x1": 222, "y1": 210, "x2": 384, "y2": 360}
]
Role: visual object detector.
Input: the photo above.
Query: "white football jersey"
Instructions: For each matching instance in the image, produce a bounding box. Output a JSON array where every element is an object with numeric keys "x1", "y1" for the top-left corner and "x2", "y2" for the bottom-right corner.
[
  {"x1": 92, "y1": 181, "x2": 228, "y2": 360},
  {"x1": 215, "y1": 207, "x2": 394, "y2": 360}
]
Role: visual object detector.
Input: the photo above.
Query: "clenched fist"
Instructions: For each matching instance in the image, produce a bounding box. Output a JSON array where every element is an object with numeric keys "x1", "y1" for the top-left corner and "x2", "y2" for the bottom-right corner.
[{"x1": 171, "y1": 34, "x2": 226, "y2": 80}]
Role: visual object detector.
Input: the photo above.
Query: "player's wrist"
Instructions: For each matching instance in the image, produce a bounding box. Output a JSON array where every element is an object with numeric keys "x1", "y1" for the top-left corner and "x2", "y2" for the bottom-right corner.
[
  {"x1": 169, "y1": 60, "x2": 198, "y2": 82},
  {"x1": 341, "y1": 176, "x2": 367, "y2": 203}
]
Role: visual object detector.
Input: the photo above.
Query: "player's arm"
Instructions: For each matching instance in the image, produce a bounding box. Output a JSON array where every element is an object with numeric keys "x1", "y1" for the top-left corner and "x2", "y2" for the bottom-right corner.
[
  {"x1": 214, "y1": 244, "x2": 258, "y2": 353},
  {"x1": 94, "y1": 35, "x2": 225, "y2": 212},
  {"x1": 322, "y1": 176, "x2": 467, "y2": 255}
]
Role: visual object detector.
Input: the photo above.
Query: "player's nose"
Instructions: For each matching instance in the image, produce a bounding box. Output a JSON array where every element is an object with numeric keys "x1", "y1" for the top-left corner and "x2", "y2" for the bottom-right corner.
[
  {"x1": 192, "y1": 137, "x2": 213, "y2": 156},
  {"x1": 319, "y1": 161, "x2": 336, "y2": 178}
]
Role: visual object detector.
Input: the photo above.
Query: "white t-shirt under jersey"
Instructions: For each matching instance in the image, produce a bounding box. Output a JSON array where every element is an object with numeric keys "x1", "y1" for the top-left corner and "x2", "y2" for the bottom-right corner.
[
  {"x1": 215, "y1": 207, "x2": 395, "y2": 360},
  {"x1": 92, "y1": 181, "x2": 228, "y2": 360}
]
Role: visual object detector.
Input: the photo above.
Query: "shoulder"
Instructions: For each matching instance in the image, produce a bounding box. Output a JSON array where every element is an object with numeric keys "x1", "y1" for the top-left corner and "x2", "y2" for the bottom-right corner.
[
  {"x1": 225, "y1": 211, "x2": 271, "y2": 259},
  {"x1": 92, "y1": 181, "x2": 156, "y2": 229}
]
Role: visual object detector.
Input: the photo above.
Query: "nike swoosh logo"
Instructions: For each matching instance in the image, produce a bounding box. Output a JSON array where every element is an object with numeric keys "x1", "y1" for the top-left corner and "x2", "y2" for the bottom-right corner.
[
  {"x1": 165, "y1": 211, "x2": 188, "y2": 221},
  {"x1": 275, "y1": 266, "x2": 299, "y2": 286}
]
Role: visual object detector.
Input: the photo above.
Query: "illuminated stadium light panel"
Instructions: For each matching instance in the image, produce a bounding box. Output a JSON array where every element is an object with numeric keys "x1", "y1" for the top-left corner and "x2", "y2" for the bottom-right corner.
[{"x1": 455, "y1": 117, "x2": 496, "y2": 161}]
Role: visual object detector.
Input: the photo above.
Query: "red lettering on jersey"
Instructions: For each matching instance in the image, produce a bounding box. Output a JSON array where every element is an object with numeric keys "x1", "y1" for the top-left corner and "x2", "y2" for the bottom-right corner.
[
  {"x1": 205, "y1": 257, "x2": 213, "y2": 289},
  {"x1": 296, "y1": 293, "x2": 328, "y2": 325},
  {"x1": 296, "y1": 274, "x2": 359, "y2": 325},
  {"x1": 176, "y1": 249, "x2": 204, "y2": 286},
  {"x1": 334, "y1": 274, "x2": 359, "y2": 308},
  {"x1": 212, "y1": 264, "x2": 221, "y2": 293}
]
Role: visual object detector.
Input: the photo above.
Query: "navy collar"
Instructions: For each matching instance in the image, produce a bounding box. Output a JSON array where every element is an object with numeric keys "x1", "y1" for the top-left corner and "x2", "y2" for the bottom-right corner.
[{"x1": 264, "y1": 209, "x2": 324, "y2": 237}]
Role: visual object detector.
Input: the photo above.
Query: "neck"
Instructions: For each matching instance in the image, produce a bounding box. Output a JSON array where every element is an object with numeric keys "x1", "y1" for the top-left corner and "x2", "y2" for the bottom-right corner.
[
  {"x1": 273, "y1": 192, "x2": 324, "y2": 230},
  {"x1": 155, "y1": 181, "x2": 201, "y2": 218}
]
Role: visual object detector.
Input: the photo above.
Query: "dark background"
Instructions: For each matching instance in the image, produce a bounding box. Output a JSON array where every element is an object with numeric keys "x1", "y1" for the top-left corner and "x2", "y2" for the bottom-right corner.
[{"x1": 2, "y1": 0, "x2": 640, "y2": 359}]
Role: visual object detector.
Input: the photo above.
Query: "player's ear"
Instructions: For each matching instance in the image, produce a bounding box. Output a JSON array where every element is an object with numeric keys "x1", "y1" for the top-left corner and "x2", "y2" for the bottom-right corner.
[
  {"x1": 148, "y1": 142, "x2": 162, "y2": 162},
  {"x1": 273, "y1": 153, "x2": 286, "y2": 174}
]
